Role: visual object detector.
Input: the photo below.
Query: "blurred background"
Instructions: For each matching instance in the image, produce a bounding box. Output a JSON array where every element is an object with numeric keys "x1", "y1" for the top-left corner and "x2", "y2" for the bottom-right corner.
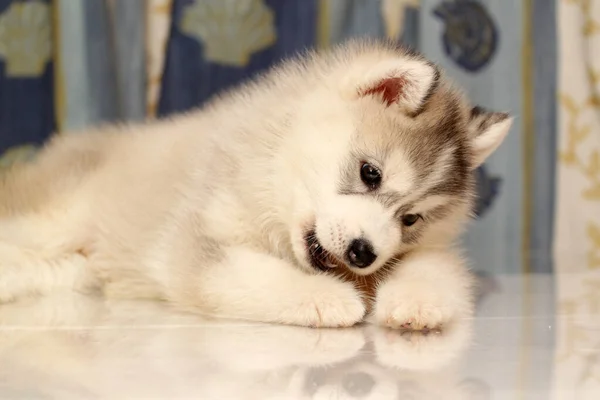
[{"x1": 0, "y1": 0, "x2": 598, "y2": 281}]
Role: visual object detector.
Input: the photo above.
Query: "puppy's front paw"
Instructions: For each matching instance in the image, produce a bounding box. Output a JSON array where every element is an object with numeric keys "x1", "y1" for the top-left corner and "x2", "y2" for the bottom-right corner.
[
  {"x1": 374, "y1": 280, "x2": 469, "y2": 331},
  {"x1": 289, "y1": 279, "x2": 366, "y2": 328}
]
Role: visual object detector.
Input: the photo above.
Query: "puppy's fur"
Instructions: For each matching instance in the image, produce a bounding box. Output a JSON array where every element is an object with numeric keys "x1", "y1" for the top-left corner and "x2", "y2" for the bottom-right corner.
[{"x1": 0, "y1": 40, "x2": 511, "y2": 328}]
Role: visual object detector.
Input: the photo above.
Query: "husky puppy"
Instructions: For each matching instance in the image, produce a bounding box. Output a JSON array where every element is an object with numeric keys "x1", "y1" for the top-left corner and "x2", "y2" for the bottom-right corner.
[{"x1": 0, "y1": 40, "x2": 511, "y2": 329}]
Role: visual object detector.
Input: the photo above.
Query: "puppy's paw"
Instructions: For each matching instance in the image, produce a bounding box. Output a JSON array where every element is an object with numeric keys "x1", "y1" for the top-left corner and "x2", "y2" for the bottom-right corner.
[
  {"x1": 373, "y1": 280, "x2": 468, "y2": 331},
  {"x1": 287, "y1": 279, "x2": 366, "y2": 328},
  {"x1": 369, "y1": 322, "x2": 473, "y2": 371}
]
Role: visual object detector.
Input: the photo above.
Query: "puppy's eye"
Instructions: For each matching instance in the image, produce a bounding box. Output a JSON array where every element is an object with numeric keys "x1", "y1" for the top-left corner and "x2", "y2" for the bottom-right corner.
[
  {"x1": 401, "y1": 214, "x2": 421, "y2": 227},
  {"x1": 360, "y1": 163, "x2": 382, "y2": 188}
]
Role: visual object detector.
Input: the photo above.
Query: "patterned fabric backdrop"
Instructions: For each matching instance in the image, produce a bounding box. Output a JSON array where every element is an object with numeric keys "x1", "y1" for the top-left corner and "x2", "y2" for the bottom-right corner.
[
  {"x1": 0, "y1": 0, "x2": 54, "y2": 164},
  {"x1": 158, "y1": 0, "x2": 318, "y2": 116},
  {"x1": 554, "y1": 0, "x2": 600, "y2": 394},
  {"x1": 0, "y1": 0, "x2": 585, "y2": 281},
  {"x1": 555, "y1": 0, "x2": 600, "y2": 272}
]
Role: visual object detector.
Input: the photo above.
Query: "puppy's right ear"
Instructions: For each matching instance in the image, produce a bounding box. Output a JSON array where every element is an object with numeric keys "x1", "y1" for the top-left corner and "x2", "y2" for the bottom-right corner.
[{"x1": 342, "y1": 55, "x2": 440, "y2": 115}]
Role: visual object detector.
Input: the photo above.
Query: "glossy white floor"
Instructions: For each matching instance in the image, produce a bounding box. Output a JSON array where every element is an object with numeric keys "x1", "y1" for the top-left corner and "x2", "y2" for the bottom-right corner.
[{"x1": 0, "y1": 272, "x2": 597, "y2": 399}]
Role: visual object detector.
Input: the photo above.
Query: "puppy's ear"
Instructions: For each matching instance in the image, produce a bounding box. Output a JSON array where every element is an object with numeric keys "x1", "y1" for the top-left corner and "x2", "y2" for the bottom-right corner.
[
  {"x1": 468, "y1": 106, "x2": 512, "y2": 169},
  {"x1": 347, "y1": 56, "x2": 439, "y2": 114}
]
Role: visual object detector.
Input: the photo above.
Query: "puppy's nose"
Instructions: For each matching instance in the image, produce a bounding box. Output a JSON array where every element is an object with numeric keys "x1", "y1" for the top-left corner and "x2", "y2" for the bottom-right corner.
[{"x1": 347, "y1": 238, "x2": 377, "y2": 268}]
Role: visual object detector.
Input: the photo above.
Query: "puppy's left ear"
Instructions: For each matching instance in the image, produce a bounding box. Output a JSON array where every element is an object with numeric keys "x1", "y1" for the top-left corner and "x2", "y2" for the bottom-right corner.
[
  {"x1": 348, "y1": 56, "x2": 439, "y2": 115},
  {"x1": 468, "y1": 106, "x2": 513, "y2": 169}
]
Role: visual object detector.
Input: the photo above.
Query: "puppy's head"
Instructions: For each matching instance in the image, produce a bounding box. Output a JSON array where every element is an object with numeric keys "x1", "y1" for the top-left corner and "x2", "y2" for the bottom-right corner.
[{"x1": 285, "y1": 41, "x2": 512, "y2": 275}]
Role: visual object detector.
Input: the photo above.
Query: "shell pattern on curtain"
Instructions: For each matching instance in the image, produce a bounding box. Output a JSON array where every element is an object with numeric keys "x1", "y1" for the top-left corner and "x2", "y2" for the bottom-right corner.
[
  {"x1": 0, "y1": 0, "x2": 54, "y2": 166},
  {"x1": 421, "y1": 0, "x2": 558, "y2": 276},
  {"x1": 421, "y1": 0, "x2": 525, "y2": 275},
  {"x1": 0, "y1": 0, "x2": 146, "y2": 167},
  {"x1": 157, "y1": 0, "x2": 318, "y2": 117}
]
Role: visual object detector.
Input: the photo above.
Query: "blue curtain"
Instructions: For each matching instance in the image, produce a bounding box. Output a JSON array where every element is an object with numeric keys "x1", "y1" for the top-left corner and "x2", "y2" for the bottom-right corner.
[
  {"x1": 54, "y1": 0, "x2": 145, "y2": 132},
  {"x1": 421, "y1": 0, "x2": 525, "y2": 274},
  {"x1": 531, "y1": 0, "x2": 557, "y2": 274},
  {"x1": 158, "y1": 0, "x2": 318, "y2": 116}
]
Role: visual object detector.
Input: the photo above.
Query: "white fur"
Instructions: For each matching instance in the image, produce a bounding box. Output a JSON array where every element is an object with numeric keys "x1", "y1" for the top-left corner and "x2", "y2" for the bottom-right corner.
[
  {"x1": 0, "y1": 40, "x2": 509, "y2": 329},
  {"x1": 372, "y1": 250, "x2": 474, "y2": 330},
  {"x1": 182, "y1": 247, "x2": 366, "y2": 327}
]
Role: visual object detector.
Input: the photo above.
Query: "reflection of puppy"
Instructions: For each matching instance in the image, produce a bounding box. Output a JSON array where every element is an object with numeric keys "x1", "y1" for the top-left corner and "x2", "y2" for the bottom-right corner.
[
  {"x1": 1, "y1": 40, "x2": 511, "y2": 331},
  {"x1": 0, "y1": 294, "x2": 367, "y2": 399},
  {"x1": 369, "y1": 321, "x2": 472, "y2": 371},
  {"x1": 0, "y1": 295, "x2": 485, "y2": 399},
  {"x1": 472, "y1": 270, "x2": 500, "y2": 308},
  {"x1": 298, "y1": 360, "x2": 490, "y2": 400},
  {"x1": 289, "y1": 322, "x2": 479, "y2": 400}
]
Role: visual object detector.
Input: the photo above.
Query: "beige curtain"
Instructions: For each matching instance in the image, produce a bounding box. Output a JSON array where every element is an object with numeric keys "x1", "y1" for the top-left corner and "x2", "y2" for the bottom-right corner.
[{"x1": 554, "y1": 0, "x2": 600, "y2": 396}]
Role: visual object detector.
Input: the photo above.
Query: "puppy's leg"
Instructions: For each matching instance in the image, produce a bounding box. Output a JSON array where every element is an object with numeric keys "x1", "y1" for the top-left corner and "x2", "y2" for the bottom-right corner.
[
  {"x1": 372, "y1": 249, "x2": 474, "y2": 330},
  {"x1": 170, "y1": 247, "x2": 366, "y2": 328},
  {"x1": 0, "y1": 242, "x2": 93, "y2": 303}
]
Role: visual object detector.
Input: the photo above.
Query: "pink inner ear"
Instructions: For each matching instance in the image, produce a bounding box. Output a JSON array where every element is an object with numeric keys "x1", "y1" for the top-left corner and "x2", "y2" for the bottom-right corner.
[{"x1": 360, "y1": 76, "x2": 407, "y2": 107}]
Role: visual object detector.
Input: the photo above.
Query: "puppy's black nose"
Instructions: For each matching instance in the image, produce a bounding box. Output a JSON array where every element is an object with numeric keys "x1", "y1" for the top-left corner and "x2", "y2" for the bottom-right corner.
[{"x1": 347, "y1": 238, "x2": 377, "y2": 268}]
